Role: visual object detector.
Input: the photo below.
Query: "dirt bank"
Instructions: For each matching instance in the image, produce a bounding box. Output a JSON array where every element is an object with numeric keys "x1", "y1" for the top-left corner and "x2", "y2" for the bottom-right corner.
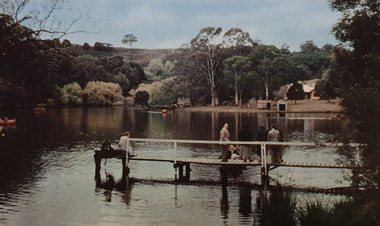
[{"x1": 183, "y1": 99, "x2": 343, "y2": 113}]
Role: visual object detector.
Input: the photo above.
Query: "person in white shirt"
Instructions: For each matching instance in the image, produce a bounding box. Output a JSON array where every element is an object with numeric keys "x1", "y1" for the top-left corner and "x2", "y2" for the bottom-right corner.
[{"x1": 119, "y1": 131, "x2": 136, "y2": 157}]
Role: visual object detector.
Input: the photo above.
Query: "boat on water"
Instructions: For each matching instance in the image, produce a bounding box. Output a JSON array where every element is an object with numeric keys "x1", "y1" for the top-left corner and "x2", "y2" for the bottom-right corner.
[
  {"x1": 0, "y1": 119, "x2": 16, "y2": 126},
  {"x1": 34, "y1": 107, "x2": 46, "y2": 112},
  {"x1": 331, "y1": 115, "x2": 349, "y2": 121}
]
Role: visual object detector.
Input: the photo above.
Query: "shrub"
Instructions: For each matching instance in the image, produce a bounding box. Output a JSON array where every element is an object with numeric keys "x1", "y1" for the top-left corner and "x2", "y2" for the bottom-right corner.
[
  {"x1": 84, "y1": 81, "x2": 124, "y2": 105},
  {"x1": 134, "y1": 91, "x2": 149, "y2": 106},
  {"x1": 59, "y1": 82, "x2": 84, "y2": 105},
  {"x1": 83, "y1": 42, "x2": 91, "y2": 50},
  {"x1": 130, "y1": 77, "x2": 180, "y2": 106}
]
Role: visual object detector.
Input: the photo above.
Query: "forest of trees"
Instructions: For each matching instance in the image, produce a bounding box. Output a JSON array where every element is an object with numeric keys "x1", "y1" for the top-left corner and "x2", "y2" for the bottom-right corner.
[{"x1": 0, "y1": 1, "x2": 334, "y2": 109}]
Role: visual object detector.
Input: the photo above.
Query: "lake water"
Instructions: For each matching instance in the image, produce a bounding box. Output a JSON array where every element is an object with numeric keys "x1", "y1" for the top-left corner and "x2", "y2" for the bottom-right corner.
[{"x1": 0, "y1": 107, "x2": 354, "y2": 226}]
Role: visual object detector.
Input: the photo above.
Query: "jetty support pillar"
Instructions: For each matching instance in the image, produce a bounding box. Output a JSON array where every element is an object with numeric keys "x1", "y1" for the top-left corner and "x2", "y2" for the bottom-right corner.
[
  {"x1": 174, "y1": 162, "x2": 190, "y2": 182},
  {"x1": 94, "y1": 149, "x2": 129, "y2": 181}
]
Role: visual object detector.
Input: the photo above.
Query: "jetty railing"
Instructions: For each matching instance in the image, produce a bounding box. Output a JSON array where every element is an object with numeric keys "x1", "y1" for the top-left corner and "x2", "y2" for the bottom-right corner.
[{"x1": 126, "y1": 138, "x2": 363, "y2": 176}]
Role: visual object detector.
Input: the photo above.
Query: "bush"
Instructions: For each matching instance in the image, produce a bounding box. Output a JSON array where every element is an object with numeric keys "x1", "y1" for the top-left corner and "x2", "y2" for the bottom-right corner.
[
  {"x1": 59, "y1": 82, "x2": 84, "y2": 105},
  {"x1": 130, "y1": 77, "x2": 180, "y2": 106},
  {"x1": 287, "y1": 82, "x2": 305, "y2": 104},
  {"x1": 84, "y1": 81, "x2": 124, "y2": 105},
  {"x1": 82, "y1": 42, "x2": 91, "y2": 50},
  {"x1": 134, "y1": 91, "x2": 149, "y2": 106}
]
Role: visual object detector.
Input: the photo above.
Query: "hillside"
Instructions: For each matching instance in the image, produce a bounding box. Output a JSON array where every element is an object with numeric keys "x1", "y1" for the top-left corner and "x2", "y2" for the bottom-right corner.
[{"x1": 83, "y1": 47, "x2": 174, "y2": 65}]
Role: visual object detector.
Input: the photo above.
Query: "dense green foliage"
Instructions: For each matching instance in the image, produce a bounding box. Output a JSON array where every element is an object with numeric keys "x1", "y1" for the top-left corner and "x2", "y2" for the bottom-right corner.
[
  {"x1": 84, "y1": 81, "x2": 124, "y2": 105},
  {"x1": 0, "y1": 13, "x2": 146, "y2": 107},
  {"x1": 287, "y1": 82, "x2": 305, "y2": 104},
  {"x1": 318, "y1": 1, "x2": 380, "y2": 225},
  {"x1": 134, "y1": 91, "x2": 149, "y2": 106},
  {"x1": 328, "y1": 0, "x2": 380, "y2": 148},
  {"x1": 59, "y1": 82, "x2": 84, "y2": 105}
]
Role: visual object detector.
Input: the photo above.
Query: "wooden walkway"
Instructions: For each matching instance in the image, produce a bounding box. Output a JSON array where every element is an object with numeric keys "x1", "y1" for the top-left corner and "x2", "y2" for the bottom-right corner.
[
  {"x1": 95, "y1": 139, "x2": 368, "y2": 182},
  {"x1": 130, "y1": 156, "x2": 363, "y2": 169}
]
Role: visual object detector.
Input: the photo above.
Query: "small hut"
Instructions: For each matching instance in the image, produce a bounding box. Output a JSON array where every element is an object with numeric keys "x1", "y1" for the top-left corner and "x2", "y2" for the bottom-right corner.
[
  {"x1": 177, "y1": 98, "x2": 191, "y2": 108},
  {"x1": 276, "y1": 100, "x2": 287, "y2": 111},
  {"x1": 257, "y1": 100, "x2": 272, "y2": 109}
]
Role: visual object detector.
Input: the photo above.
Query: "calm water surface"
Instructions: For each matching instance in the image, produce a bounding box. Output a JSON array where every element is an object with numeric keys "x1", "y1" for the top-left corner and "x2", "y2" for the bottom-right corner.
[{"x1": 0, "y1": 107, "x2": 354, "y2": 225}]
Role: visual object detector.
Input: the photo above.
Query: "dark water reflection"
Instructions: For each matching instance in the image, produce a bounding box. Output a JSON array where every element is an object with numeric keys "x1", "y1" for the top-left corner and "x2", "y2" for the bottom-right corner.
[{"x1": 0, "y1": 107, "x2": 353, "y2": 225}]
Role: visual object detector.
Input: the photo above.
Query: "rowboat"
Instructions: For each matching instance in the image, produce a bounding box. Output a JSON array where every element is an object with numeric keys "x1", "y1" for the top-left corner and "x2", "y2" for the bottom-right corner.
[{"x1": 0, "y1": 119, "x2": 16, "y2": 126}]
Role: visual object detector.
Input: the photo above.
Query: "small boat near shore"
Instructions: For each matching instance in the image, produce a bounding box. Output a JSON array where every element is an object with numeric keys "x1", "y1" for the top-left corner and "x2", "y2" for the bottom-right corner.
[
  {"x1": 331, "y1": 115, "x2": 349, "y2": 121},
  {"x1": 0, "y1": 119, "x2": 16, "y2": 126},
  {"x1": 34, "y1": 107, "x2": 46, "y2": 112}
]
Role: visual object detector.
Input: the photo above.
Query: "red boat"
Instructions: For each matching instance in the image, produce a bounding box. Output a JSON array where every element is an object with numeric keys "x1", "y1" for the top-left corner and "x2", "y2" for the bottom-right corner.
[
  {"x1": 331, "y1": 115, "x2": 349, "y2": 121},
  {"x1": 0, "y1": 119, "x2": 16, "y2": 126},
  {"x1": 34, "y1": 107, "x2": 46, "y2": 112}
]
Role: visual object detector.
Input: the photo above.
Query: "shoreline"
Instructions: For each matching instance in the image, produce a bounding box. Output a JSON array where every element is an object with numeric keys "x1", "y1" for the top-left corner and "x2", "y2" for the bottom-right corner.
[{"x1": 181, "y1": 99, "x2": 343, "y2": 113}]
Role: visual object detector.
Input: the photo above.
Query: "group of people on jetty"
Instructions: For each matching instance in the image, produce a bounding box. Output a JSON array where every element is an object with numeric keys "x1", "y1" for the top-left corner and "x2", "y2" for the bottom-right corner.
[
  {"x1": 112, "y1": 124, "x2": 283, "y2": 163},
  {"x1": 219, "y1": 123, "x2": 284, "y2": 163}
]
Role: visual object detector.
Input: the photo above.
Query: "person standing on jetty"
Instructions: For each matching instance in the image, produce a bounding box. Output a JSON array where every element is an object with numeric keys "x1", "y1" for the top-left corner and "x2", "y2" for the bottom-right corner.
[
  {"x1": 267, "y1": 125, "x2": 283, "y2": 163},
  {"x1": 220, "y1": 123, "x2": 230, "y2": 162},
  {"x1": 238, "y1": 125, "x2": 253, "y2": 162},
  {"x1": 256, "y1": 124, "x2": 268, "y2": 161},
  {"x1": 119, "y1": 131, "x2": 136, "y2": 157}
]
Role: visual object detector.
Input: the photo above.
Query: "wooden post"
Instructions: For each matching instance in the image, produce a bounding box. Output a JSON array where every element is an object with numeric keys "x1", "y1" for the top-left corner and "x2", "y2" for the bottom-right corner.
[
  {"x1": 173, "y1": 162, "x2": 190, "y2": 182},
  {"x1": 185, "y1": 163, "x2": 191, "y2": 181},
  {"x1": 94, "y1": 154, "x2": 101, "y2": 184},
  {"x1": 260, "y1": 144, "x2": 268, "y2": 177},
  {"x1": 174, "y1": 141, "x2": 177, "y2": 164}
]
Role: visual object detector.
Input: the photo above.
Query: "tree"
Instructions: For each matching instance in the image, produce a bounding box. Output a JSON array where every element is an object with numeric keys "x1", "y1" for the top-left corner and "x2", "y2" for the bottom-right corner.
[
  {"x1": 286, "y1": 82, "x2": 304, "y2": 104},
  {"x1": 327, "y1": 1, "x2": 380, "y2": 224},
  {"x1": 0, "y1": 1, "x2": 86, "y2": 107},
  {"x1": 222, "y1": 27, "x2": 257, "y2": 56},
  {"x1": 172, "y1": 44, "x2": 208, "y2": 106},
  {"x1": 94, "y1": 42, "x2": 114, "y2": 51},
  {"x1": 292, "y1": 41, "x2": 332, "y2": 79},
  {"x1": 71, "y1": 55, "x2": 109, "y2": 88},
  {"x1": 190, "y1": 27, "x2": 225, "y2": 107},
  {"x1": 84, "y1": 81, "x2": 124, "y2": 105},
  {"x1": 0, "y1": 0, "x2": 85, "y2": 39},
  {"x1": 59, "y1": 82, "x2": 84, "y2": 105},
  {"x1": 314, "y1": 72, "x2": 337, "y2": 102},
  {"x1": 329, "y1": 0, "x2": 380, "y2": 146},
  {"x1": 144, "y1": 58, "x2": 175, "y2": 81},
  {"x1": 248, "y1": 45, "x2": 289, "y2": 100},
  {"x1": 122, "y1": 34, "x2": 138, "y2": 48},
  {"x1": 222, "y1": 56, "x2": 252, "y2": 105},
  {"x1": 82, "y1": 42, "x2": 90, "y2": 50},
  {"x1": 134, "y1": 91, "x2": 149, "y2": 106}
]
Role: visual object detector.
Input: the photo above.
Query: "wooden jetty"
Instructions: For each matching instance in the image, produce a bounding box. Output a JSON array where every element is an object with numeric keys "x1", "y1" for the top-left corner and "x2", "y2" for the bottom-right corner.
[{"x1": 94, "y1": 138, "x2": 366, "y2": 182}]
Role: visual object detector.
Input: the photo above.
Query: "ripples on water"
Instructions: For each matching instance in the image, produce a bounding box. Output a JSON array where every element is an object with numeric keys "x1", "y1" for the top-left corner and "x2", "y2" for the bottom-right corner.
[{"x1": 0, "y1": 108, "x2": 354, "y2": 225}]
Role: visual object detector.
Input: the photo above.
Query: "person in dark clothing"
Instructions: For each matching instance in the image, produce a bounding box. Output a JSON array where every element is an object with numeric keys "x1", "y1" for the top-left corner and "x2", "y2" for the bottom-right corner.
[
  {"x1": 256, "y1": 124, "x2": 268, "y2": 161},
  {"x1": 238, "y1": 125, "x2": 253, "y2": 162}
]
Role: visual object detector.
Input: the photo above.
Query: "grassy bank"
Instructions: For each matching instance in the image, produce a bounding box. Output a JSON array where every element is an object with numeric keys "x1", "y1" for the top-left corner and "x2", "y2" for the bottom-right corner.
[{"x1": 182, "y1": 99, "x2": 343, "y2": 113}]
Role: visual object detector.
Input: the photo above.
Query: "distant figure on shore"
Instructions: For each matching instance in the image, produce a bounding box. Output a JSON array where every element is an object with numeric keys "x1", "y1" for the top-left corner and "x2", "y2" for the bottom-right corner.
[
  {"x1": 267, "y1": 125, "x2": 283, "y2": 163},
  {"x1": 220, "y1": 123, "x2": 231, "y2": 162},
  {"x1": 119, "y1": 131, "x2": 136, "y2": 157},
  {"x1": 238, "y1": 125, "x2": 253, "y2": 162},
  {"x1": 256, "y1": 124, "x2": 268, "y2": 161}
]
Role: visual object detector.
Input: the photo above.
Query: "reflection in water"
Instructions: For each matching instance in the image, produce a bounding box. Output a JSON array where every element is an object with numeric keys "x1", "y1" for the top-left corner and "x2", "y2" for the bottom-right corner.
[
  {"x1": 95, "y1": 170, "x2": 130, "y2": 203},
  {"x1": 0, "y1": 107, "x2": 354, "y2": 226},
  {"x1": 220, "y1": 182, "x2": 229, "y2": 223},
  {"x1": 239, "y1": 185, "x2": 252, "y2": 218}
]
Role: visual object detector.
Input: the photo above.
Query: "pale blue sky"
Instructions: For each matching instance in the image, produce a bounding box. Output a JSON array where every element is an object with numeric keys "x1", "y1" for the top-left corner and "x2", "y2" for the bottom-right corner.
[{"x1": 21, "y1": 0, "x2": 341, "y2": 51}]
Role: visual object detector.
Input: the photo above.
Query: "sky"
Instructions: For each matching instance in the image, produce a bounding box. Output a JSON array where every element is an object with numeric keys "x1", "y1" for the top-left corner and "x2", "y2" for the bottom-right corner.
[{"x1": 20, "y1": 0, "x2": 342, "y2": 51}]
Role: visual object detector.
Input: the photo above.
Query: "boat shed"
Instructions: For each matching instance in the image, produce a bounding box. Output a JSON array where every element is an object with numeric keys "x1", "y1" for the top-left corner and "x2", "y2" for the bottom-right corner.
[{"x1": 276, "y1": 100, "x2": 287, "y2": 111}]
